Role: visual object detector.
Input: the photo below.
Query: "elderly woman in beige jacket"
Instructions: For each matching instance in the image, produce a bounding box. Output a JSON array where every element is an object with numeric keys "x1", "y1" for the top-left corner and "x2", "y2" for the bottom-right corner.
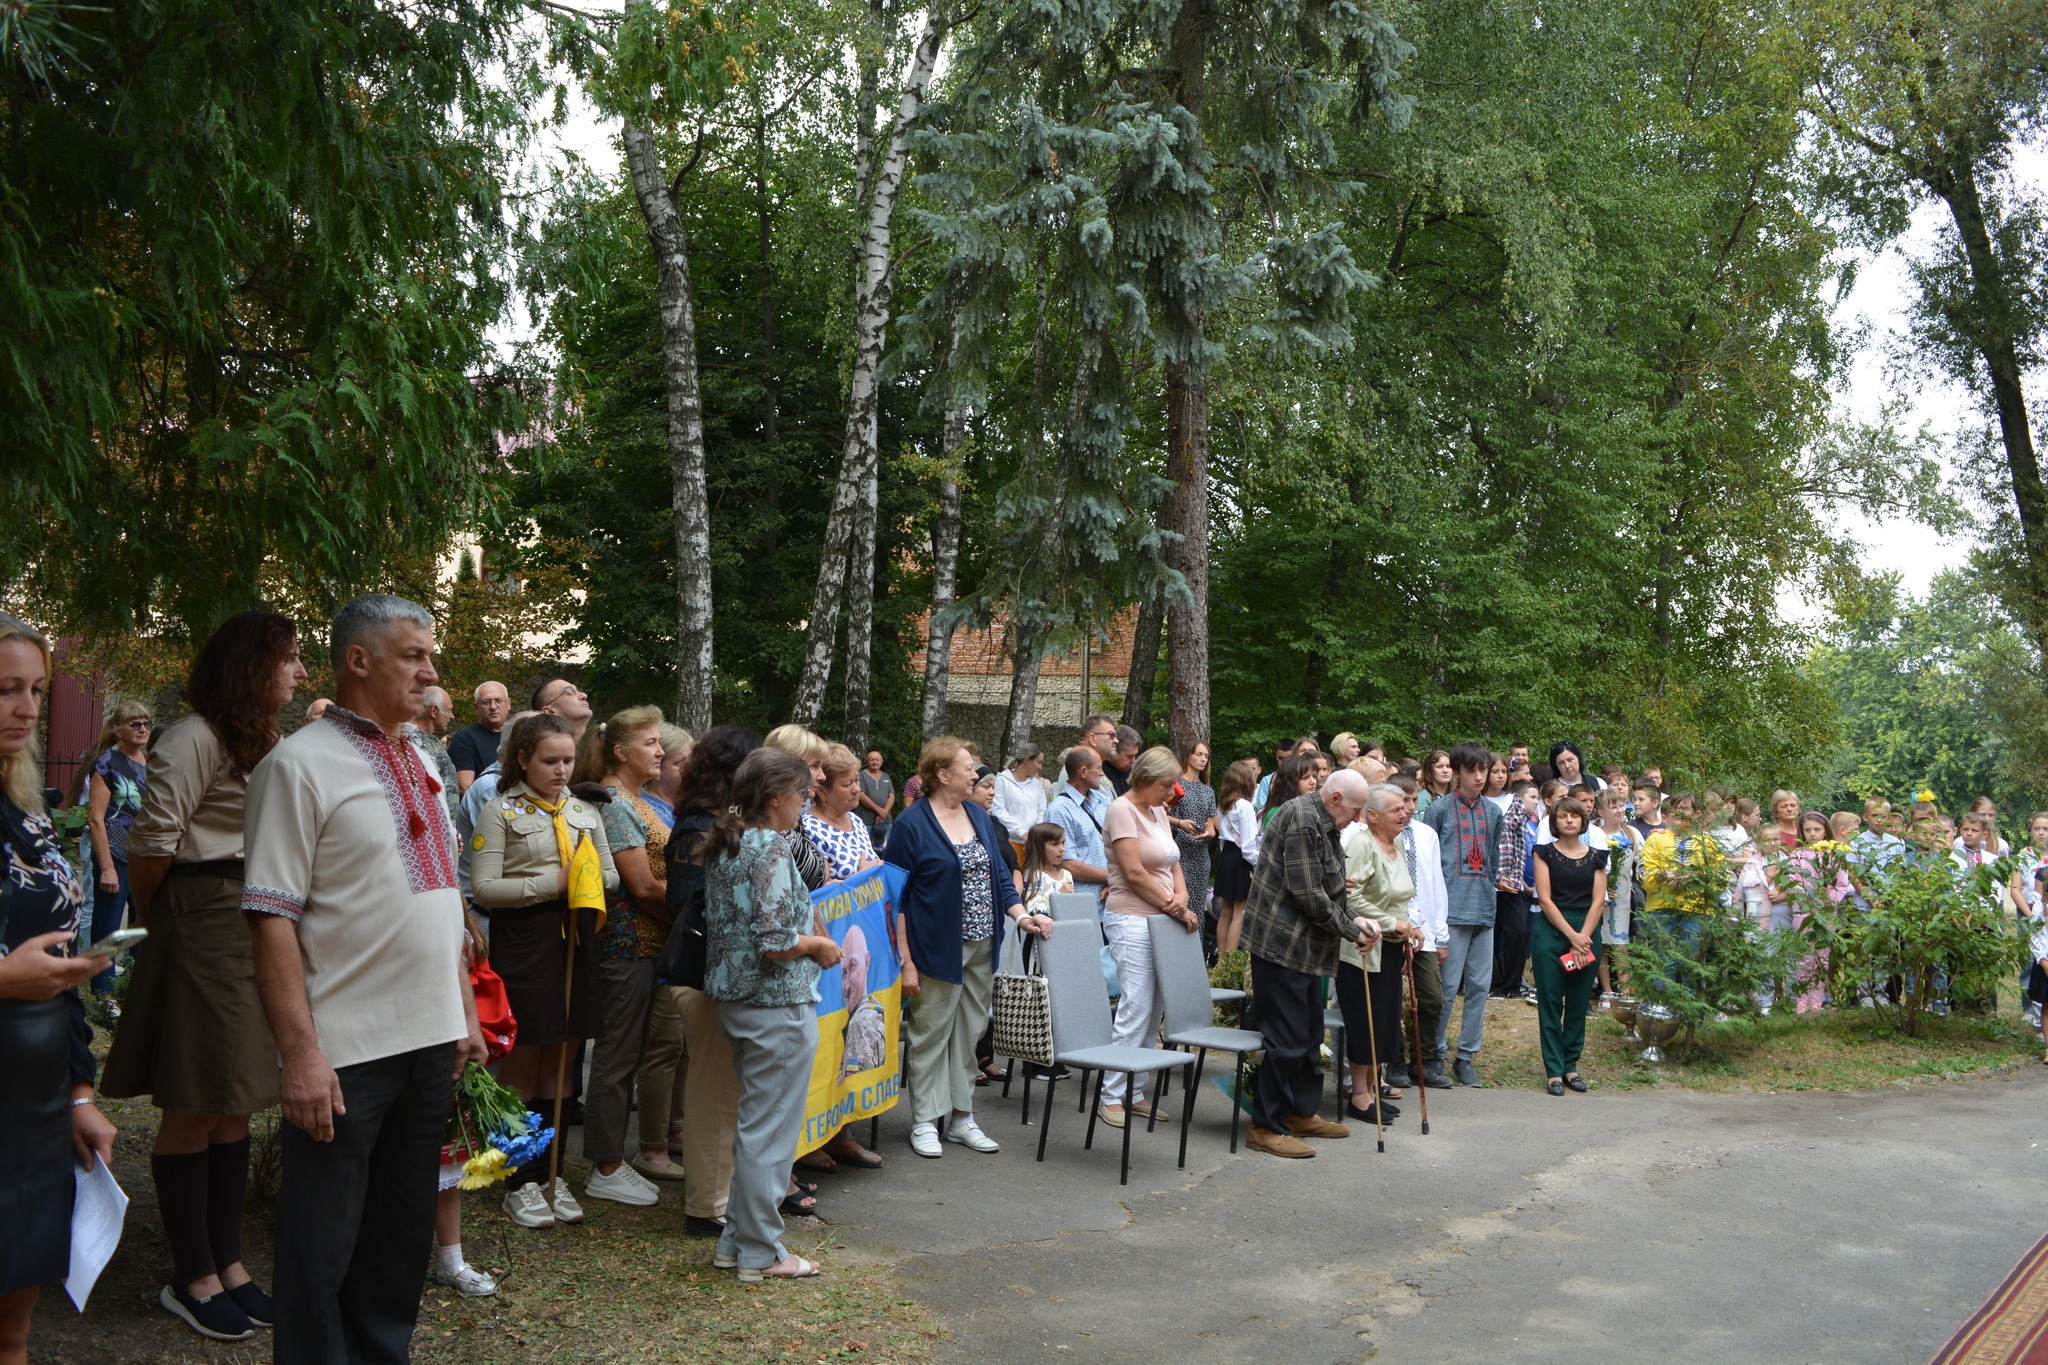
[{"x1": 1334, "y1": 783, "x2": 1418, "y2": 1125}]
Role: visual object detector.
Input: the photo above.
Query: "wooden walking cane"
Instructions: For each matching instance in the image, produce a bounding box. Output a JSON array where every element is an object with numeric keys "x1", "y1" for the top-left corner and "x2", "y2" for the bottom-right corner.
[
  {"x1": 1404, "y1": 950, "x2": 1429, "y2": 1136},
  {"x1": 1361, "y1": 966, "x2": 1385, "y2": 1154}
]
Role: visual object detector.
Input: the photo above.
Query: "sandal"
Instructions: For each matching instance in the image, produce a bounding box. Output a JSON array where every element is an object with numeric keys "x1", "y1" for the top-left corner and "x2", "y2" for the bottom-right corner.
[
  {"x1": 738, "y1": 1254, "x2": 822, "y2": 1283},
  {"x1": 795, "y1": 1151, "x2": 838, "y2": 1174},
  {"x1": 779, "y1": 1189, "x2": 820, "y2": 1217},
  {"x1": 825, "y1": 1134, "x2": 884, "y2": 1169},
  {"x1": 789, "y1": 1177, "x2": 819, "y2": 1197},
  {"x1": 1379, "y1": 1083, "x2": 1404, "y2": 1101}
]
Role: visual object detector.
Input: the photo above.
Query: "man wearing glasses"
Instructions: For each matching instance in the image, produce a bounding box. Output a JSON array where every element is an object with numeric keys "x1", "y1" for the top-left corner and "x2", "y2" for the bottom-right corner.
[
  {"x1": 450, "y1": 681, "x2": 511, "y2": 792},
  {"x1": 531, "y1": 678, "x2": 593, "y2": 740}
]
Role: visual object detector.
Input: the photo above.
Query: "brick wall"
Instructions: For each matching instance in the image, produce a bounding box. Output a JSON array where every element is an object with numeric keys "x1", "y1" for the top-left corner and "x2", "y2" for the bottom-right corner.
[{"x1": 908, "y1": 605, "x2": 1145, "y2": 755}]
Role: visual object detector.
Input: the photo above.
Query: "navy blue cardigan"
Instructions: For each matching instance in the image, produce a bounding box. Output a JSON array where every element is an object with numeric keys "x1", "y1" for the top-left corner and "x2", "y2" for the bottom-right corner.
[{"x1": 882, "y1": 797, "x2": 1021, "y2": 985}]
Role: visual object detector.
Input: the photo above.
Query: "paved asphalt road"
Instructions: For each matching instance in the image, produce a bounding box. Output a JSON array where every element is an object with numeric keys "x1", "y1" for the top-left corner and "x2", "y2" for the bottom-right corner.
[{"x1": 814, "y1": 1065, "x2": 2048, "y2": 1364}]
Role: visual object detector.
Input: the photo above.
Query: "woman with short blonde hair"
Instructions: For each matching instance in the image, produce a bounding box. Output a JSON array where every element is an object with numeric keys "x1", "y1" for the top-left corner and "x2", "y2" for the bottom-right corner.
[{"x1": 1097, "y1": 745, "x2": 1195, "y2": 1127}]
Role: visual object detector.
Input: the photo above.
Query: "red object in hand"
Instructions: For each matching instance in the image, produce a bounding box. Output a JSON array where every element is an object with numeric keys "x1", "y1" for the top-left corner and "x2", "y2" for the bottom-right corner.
[{"x1": 1559, "y1": 950, "x2": 1585, "y2": 971}]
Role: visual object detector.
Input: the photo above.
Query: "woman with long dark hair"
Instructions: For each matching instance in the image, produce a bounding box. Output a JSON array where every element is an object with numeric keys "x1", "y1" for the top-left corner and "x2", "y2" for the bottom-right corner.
[
  {"x1": 101, "y1": 610, "x2": 307, "y2": 1340},
  {"x1": 1168, "y1": 738, "x2": 1218, "y2": 937},
  {"x1": 663, "y1": 724, "x2": 761, "y2": 1236},
  {"x1": 0, "y1": 614, "x2": 118, "y2": 1363}
]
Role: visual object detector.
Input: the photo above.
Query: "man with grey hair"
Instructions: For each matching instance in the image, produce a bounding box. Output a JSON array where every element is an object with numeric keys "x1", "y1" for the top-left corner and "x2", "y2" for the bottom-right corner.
[
  {"x1": 457, "y1": 710, "x2": 537, "y2": 900},
  {"x1": 409, "y1": 689, "x2": 461, "y2": 824},
  {"x1": 417, "y1": 686, "x2": 453, "y2": 738},
  {"x1": 992, "y1": 743, "x2": 1047, "y2": 844},
  {"x1": 246, "y1": 593, "x2": 485, "y2": 1360},
  {"x1": 449, "y1": 681, "x2": 509, "y2": 793},
  {"x1": 1239, "y1": 767, "x2": 1381, "y2": 1159}
]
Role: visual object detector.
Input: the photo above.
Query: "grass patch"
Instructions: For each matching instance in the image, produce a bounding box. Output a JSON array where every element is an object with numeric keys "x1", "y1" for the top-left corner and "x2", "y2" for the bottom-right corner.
[
  {"x1": 34, "y1": 1059, "x2": 943, "y2": 1365},
  {"x1": 1476, "y1": 990, "x2": 2043, "y2": 1094}
]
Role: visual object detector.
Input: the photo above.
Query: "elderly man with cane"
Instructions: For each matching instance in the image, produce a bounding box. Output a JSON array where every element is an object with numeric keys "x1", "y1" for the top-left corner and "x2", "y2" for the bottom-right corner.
[{"x1": 1240, "y1": 769, "x2": 1381, "y2": 1159}]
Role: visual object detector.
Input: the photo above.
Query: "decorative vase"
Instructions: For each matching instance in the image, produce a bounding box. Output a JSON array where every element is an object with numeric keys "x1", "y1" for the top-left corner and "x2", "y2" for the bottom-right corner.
[
  {"x1": 1610, "y1": 996, "x2": 1639, "y2": 1041},
  {"x1": 1636, "y1": 1004, "x2": 1681, "y2": 1063}
]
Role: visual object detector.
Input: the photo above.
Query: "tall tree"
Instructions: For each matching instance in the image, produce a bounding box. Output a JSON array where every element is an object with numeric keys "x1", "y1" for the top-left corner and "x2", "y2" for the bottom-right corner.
[
  {"x1": 1, "y1": 0, "x2": 537, "y2": 634},
  {"x1": 1807, "y1": 0, "x2": 2048, "y2": 662},
  {"x1": 790, "y1": 4, "x2": 947, "y2": 729}
]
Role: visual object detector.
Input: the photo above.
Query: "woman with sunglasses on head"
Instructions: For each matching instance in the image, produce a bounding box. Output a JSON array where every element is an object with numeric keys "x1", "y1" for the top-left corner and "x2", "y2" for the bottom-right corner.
[{"x1": 76, "y1": 700, "x2": 153, "y2": 991}]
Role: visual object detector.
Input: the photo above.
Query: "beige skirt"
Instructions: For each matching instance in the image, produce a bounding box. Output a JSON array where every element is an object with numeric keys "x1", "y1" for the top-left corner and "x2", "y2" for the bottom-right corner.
[{"x1": 100, "y1": 867, "x2": 280, "y2": 1113}]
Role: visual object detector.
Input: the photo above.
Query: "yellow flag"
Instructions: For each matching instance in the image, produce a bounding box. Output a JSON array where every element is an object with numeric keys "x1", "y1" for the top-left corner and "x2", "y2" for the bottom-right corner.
[{"x1": 567, "y1": 831, "x2": 607, "y2": 933}]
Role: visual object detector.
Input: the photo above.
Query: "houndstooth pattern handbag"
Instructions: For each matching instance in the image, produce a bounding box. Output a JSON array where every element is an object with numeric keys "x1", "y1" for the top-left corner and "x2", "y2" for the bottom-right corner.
[{"x1": 990, "y1": 934, "x2": 1054, "y2": 1067}]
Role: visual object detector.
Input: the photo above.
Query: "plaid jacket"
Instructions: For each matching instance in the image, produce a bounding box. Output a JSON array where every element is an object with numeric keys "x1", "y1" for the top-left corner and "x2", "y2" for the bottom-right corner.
[{"x1": 1241, "y1": 793, "x2": 1355, "y2": 975}]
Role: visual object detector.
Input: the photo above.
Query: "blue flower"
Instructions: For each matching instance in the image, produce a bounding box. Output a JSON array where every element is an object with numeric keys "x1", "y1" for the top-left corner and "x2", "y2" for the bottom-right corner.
[{"x1": 495, "y1": 1125, "x2": 555, "y2": 1167}]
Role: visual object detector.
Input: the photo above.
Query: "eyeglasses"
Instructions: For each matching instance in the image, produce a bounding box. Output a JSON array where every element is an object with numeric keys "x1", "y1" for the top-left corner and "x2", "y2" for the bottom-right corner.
[
  {"x1": 124, "y1": 719, "x2": 152, "y2": 730},
  {"x1": 536, "y1": 683, "x2": 584, "y2": 709}
]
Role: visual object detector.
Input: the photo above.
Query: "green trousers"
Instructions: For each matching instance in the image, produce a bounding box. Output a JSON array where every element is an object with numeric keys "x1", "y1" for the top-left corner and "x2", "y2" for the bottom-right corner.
[{"x1": 1530, "y1": 906, "x2": 1601, "y2": 1079}]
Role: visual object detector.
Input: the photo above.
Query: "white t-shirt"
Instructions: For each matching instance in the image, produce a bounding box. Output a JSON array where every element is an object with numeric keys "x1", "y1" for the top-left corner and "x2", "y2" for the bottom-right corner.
[
  {"x1": 242, "y1": 710, "x2": 468, "y2": 1070},
  {"x1": 992, "y1": 769, "x2": 1048, "y2": 842},
  {"x1": 1536, "y1": 817, "x2": 1610, "y2": 850}
]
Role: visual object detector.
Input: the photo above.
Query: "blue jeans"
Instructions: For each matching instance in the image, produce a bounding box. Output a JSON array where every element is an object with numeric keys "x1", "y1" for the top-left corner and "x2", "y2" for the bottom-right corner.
[
  {"x1": 90, "y1": 859, "x2": 129, "y2": 989},
  {"x1": 1435, "y1": 924, "x2": 1495, "y2": 1062}
]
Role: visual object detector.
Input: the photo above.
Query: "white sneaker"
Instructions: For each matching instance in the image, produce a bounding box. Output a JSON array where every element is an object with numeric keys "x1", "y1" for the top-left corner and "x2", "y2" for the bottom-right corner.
[
  {"x1": 431, "y1": 1261, "x2": 498, "y2": 1297},
  {"x1": 503, "y1": 1183, "x2": 555, "y2": 1229},
  {"x1": 585, "y1": 1164, "x2": 659, "y2": 1207},
  {"x1": 944, "y1": 1117, "x2": 999, "y2": 1153},
  {"x1": 548, "y1": 1177, "x2": 586, "y2": 1224},
  {"x1": 908, "y1": 1121, "x2": 943, "y2": 1158}
]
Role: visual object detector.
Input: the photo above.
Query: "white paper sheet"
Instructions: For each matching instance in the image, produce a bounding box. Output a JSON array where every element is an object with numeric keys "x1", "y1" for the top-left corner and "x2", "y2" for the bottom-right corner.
[{"x1": 64, "y1": 1155, "x2": 129, "y2": 1312}]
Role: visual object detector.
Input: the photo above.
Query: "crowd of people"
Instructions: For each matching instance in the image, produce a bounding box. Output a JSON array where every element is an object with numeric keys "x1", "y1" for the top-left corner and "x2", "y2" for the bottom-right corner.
[{"x1": 3, "y1": 598, "x2": 2045, "y2": 1361}]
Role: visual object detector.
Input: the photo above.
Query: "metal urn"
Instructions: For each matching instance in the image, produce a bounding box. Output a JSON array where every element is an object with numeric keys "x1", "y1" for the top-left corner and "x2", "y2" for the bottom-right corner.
[
  {"x1": 1609, "y1": 996, "x2": 1640, "y2": 1041},
  {"x1": 1635, "y1": 1004, "x2": 1682, "y2": 1063}
]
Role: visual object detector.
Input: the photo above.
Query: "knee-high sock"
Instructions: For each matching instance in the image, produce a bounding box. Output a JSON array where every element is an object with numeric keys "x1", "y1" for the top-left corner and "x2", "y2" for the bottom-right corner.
[
  {"x1": 513, "y1": 1129, "x2": 564, "y2": 1190},
  {"x1": 151, "y1": 1150, "x2": 217, "y2": 1287},
  {"x1": 205, "y1": 1137, "x2": 251, "y2": 1275}
]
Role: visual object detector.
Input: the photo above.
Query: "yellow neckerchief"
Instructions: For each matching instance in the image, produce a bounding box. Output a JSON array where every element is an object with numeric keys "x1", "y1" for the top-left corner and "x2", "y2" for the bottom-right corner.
[{"x1": 523, "y1": 789, "x2": 575, "y2": 867}]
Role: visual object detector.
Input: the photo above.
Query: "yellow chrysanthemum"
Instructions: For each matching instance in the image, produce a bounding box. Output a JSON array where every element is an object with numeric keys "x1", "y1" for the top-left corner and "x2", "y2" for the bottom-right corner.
[{"x1": 458, "y1": 1148, "x2": 510, "y2": 1190}]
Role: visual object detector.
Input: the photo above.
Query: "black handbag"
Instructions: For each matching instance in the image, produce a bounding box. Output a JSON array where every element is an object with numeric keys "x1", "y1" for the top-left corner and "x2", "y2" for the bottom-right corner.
[{"x1": 658, "y1": 813, "x2": 715, "y2": 990}]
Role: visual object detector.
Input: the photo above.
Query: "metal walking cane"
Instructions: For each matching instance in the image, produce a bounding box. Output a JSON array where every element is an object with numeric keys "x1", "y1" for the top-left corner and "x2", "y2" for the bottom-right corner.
[{"x1": 1404, "y1": 949, "x2": 1430, "y2": 1136}]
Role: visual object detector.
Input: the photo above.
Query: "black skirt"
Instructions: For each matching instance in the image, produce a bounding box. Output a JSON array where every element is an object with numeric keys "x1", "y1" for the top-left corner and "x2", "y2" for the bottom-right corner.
[
  {"x1": 1214, "y1": 843, "x2": 1253, "y2": 901},
  {"x1": 486, "y1": 899, "x2": 603, "y2": 1048},
  {"x1": 0, "y1": 997, "x2": 75, "y2": 1296}
]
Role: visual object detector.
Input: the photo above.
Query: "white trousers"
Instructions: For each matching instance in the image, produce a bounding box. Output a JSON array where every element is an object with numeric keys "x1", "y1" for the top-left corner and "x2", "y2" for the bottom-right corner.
[{"x1": 1099, "y1": 912, "x2": 1161, "y2": 1105}]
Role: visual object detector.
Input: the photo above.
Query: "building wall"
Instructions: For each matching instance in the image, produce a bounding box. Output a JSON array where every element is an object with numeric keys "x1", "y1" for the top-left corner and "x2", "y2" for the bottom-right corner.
[{"x1": 909, "y1": 607, "x2": 1144, "y2": 762}]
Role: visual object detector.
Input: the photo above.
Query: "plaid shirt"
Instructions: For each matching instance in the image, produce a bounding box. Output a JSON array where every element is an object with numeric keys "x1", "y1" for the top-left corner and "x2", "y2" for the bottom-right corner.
[
  {"x1": 1241, "y1": 793, "x2": 1355, "y2": 975},
  {"x1": 1498, "y1": 808, "x2": 1529, "y2": 895}
]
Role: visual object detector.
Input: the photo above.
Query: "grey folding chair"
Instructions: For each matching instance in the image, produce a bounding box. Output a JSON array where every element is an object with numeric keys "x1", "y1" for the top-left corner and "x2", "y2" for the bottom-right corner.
[
  {"x1": 1323, "y1": 1005, "x2": 1348, "y2": 1118},
  {"x1": 1148, "y1": 914, "x2": 1262, "y2": 1160},
  {"x1": 999, "y1": 912, "x2": 1101, "y2": 1124},
  {"x1": 1035, "y1": 919, "x2": 1186, "y2": 1185},
  {"x1": 1047, "y1": 890, "x2": 1102, "y2": 922}
]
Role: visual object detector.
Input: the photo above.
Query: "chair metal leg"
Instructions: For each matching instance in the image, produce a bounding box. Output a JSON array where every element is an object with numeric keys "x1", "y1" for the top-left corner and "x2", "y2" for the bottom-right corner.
[
  {"x1": 869, "y1": 1115, "x2": 879, "y2": 1150},
  {"x1": 1020, "y1": 1066, "x2": 1034, "y2": 1126},
  {"x1": 1002, "y1": 1057, "x2": 1014, "y2": 1099},
  {"x1": 1120, "y1": 1072, "x2": 1136, "y2": 1185},
  {"x1": 1178, "y1": 1050, "x2": 1208, "y2": 1170},
  {"x1": 1036, "y1": 1070, "x2": 1058, "y2": 1162},
  {"x1": 1229, "y1": 1053, "x2": 1246, "y2": 1154},
  {"x1": 1084, "y1": 1078, "x2": 1102, "y2": 1151},
  {"x1": 1078, "y1": 1067, "x2": 1092, "y2": 1113}
]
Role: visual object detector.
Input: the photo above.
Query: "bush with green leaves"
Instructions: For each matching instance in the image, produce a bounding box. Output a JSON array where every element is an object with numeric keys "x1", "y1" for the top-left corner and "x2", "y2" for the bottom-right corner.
[{"x1": 1783, "y1": 841, "x2": 2028, "y2": 1037}]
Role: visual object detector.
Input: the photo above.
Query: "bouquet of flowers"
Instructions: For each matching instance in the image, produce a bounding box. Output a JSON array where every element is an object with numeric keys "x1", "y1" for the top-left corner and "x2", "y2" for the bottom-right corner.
[{"x1": 443, "y1": 1062, "x2": 554, "y2": 1190}]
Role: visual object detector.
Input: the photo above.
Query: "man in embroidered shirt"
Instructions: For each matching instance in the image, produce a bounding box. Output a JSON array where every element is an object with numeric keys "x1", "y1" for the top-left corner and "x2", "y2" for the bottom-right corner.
[
  {"x1": 1421, "y1": 742, "x2": 1509, "y2": 1088},
  {"x1": 1240, "y1": 769, "x2": 1379, "y2": 1159},
  {"x1": 246, "y1": 594, "x2": 486, "y2": 1363},
  {"x1": 1049, "y1": 748, "x2": 1111, "y2": 899}
]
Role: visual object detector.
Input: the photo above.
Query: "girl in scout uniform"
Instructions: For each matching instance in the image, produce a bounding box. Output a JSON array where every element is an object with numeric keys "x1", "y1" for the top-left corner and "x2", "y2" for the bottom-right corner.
[{"x1": 471, "y1": 713, "x2": 618, "y2": 1229}]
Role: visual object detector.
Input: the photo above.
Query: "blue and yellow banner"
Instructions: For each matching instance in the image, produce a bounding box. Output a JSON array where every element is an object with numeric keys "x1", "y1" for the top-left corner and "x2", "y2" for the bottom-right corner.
[{"x1": 799, "y1": 862, "x2": 907, "y2": 1153}]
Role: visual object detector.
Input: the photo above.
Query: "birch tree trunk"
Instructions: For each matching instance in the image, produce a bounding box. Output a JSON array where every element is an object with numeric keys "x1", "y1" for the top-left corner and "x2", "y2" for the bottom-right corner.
[
  {"x1": 842, "y1": 470, "x2": 878, "y2": 749},
  {"x1": 622, "y1": 122, "x2": 714, "y2": 733},
  {"x1": 790, "y1": 5, "x2": 945, "y2": 726},
  {"x1": 918, "y1": 443, "x2": 963, "y2": 741}
]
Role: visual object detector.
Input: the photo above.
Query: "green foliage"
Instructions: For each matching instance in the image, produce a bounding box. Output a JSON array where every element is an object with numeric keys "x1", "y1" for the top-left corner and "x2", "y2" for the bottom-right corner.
[
  {"x1": 1810, "y1": 568, "x2": 2043, "y2": 817},
  {"x1": 1, "y1": 0, "x2": 538, "y2": 635},
  {"x1": 1782, "y1": 839, "x2": 2029, "y2": 1036}
]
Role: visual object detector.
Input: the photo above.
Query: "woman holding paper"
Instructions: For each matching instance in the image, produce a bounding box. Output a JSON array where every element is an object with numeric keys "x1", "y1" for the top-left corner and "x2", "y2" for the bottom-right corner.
[
  {"x1": 0, "y1": 614, "x2": 117, "y2": 1360},
  {"x1": 471, "y1": 713, "x2": 619, "y2": 1230}
]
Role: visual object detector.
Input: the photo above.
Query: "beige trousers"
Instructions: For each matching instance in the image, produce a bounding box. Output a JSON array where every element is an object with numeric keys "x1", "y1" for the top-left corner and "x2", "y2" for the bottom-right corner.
[
  {"x1": 669, "y1": 985, "x2": 738, "y2": 1219},
  {"x1": 906, "y1": 937, "x2": 992, "y2": 1124},
  {"x1": 638, "y1": 981, "x2": 689, "y2": 1153}
]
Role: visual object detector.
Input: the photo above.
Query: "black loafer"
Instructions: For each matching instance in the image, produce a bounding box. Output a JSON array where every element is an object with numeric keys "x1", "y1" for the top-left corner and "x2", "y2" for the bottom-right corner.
[
  {"x1": 224, "y1": 1280, "x2": 274, "y2": 1328},
  {"x1": 1546, "y1": 1079, "x2": 1566, "y2": 1096},
  {"x1": 1344, "y1": 1103, "x2": 1398, "y2": 1124},
  {"x1": 159, "y1": 1285, "x2": 254, "y2": 1342},
  {"x1": 1564, "y1": 1074, "x2": 1588, "y2": 1093},
  {"x1": 683, "y1": 1214, "x2": 728, "y2": 1238}
]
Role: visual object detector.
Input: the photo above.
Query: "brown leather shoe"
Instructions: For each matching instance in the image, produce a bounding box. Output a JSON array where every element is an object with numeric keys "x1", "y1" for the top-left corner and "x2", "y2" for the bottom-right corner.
[
  {"x1": 1246, "y1": 1125, "x2": 1316, "y2": 1159},
  {"x1": 1284, "y1": 1114, "x2": 1352, "y2": 1140}
]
